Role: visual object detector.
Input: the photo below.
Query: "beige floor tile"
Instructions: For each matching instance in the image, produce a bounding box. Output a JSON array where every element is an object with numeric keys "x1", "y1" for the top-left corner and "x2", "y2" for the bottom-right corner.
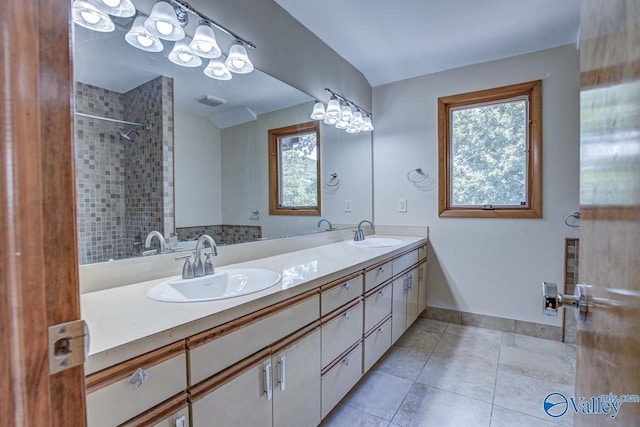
[
  {"x1": 445, "y1": 324, "x2": 503, "y2": 343},
  {"x1": 432, "y1": 333, "x2": 500, "y2": 368},
  {"x1": 499, "y1": 345, "x2": 575, "y2": 385},
  {"x1": 342, "y1": 371, "x2": 413, "y2": 421},
  {"x1": 493, "y1": 370, "x2": 573, "y2": 425},
  {"x1": 320, "y1": 403, "x2": 389, "y2": 427},
  {"x1": 502, "y1": 332, "x2": 567, "y2": 357},
  {"x1": 490, "y1": 405, "x2": 563, "y2": 427},
  {"x1": 413, "y1": 317, "x2": 450, "y2": 334},
  {"x1": 392, "y1": 383, "x2": 492, "y2": 427},
  {"x1": 417, "y1": 353, "x2": 497, "y2": 403},
  {"x1": 394, "y1": 325, "x2": 443, "y2": 353},
  {"x1": 374, "y1": 346, "x2": 430, "y2": 381}
]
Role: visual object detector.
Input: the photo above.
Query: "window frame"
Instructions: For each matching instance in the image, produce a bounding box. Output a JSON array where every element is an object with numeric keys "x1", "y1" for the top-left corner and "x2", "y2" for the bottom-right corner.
[
  {"x1": 268, "y1": 121, "x2": 321, "y2": 216},
  {"x1": 437, "y1": 80, "x2": 542, "y2": 218}
]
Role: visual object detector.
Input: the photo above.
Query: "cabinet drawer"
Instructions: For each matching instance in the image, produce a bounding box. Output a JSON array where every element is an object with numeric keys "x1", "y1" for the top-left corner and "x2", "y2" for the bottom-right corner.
[
  {"x1": 321, "y1": 274, "x2": 363, "y2": 316},
  {"x1": 321, "y1": 301, "x2": 363, "y2": 368},
  {"x1": 189, "y1": 293, "x2": 319, "y2": 385},
  {"x1": 393, "y1": 249, "x2": 419, "y2": 275},
  {"x1": 364, "y1": 282, "x2": 392, "y2": 332},
  {"x1": 86, "y1": 344, "x2": 187, "y2": 427},
  {"x1": 363, "y1": 317, "x2": 392, "y2": 372},
  {"x1": 418, "y1": 244, "x2": 428, "y2": 261},
  {"x1": 364, "y1": 261, "x2": 392, "y2": 292},
  {"x1": 321, "y1": 343, "x2": 363, "y2": 419}
]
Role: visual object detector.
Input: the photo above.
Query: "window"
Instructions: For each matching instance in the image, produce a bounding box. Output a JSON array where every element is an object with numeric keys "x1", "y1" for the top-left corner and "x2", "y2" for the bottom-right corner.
[
  {"x1": 268, "y1": 121, "x2": 321, "y2": 216},
  {"x1": 438, "y1": 80, "x2": 542, "y2": 218}
]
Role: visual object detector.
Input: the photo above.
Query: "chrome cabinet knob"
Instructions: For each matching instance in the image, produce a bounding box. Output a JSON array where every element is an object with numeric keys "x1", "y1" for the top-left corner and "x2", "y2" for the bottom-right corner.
[{"x1": 542, "y1": 281, "x2": 588, "y2": 321}]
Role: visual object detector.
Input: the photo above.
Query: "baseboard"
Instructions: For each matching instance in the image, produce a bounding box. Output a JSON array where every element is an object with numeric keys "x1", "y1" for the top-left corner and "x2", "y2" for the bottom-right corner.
[{"x1": 422, "y1": 306, "x2": 564, "y2": 342}]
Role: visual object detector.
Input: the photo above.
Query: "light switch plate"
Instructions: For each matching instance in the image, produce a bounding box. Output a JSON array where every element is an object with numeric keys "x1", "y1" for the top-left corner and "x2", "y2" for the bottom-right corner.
[
  {"x1": 398, "y1": 198, "x2": 407, "y2": 213},
  {"x1": 345, "y1": 199, "x2": 352, "y2": 212}
]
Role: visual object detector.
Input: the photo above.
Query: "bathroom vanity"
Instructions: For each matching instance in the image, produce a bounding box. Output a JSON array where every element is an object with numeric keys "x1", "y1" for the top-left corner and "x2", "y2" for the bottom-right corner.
[{"x1": 81, "y1": 235, "x2": 428, "y2": 426}]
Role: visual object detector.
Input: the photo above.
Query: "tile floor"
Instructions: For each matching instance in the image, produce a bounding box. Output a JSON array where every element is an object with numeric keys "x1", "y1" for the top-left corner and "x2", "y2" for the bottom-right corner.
[{"x1": 321, "y1": 318, "x2": 576, "y2": 427}]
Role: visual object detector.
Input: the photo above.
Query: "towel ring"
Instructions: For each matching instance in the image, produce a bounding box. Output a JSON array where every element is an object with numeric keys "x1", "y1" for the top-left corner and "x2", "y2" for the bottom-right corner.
[
  {"x1": 250, "y1": 210, "x2": 260, "y2": 220},
  {"x1": 564, "y1": 212, "x2": 580, "y2": 228},
  {"x1": 325, "y1": 173, "x2": 340, "y2": 187},
  {"x1": 407, "y1": 168, "x2": 429, "y2": 183}
]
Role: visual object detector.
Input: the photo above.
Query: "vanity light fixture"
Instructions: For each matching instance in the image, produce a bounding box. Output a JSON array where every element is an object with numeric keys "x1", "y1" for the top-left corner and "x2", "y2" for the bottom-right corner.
[
  {"x1": 225, "y1": 40, "x2": 254, "y2": 74},
  {"x1": 310, "y1": 88, "x2": 374, "y2": 133},
  {"x1": 125, "y1": 16, "x2": 164, "y2": 52},
  {"x1": 93, "y1": 0, "x2": 136, "y2": 17},
  {"x1": 204, "y1": 57, "x2": 232, "y2": 80},
  {"x1": 168, "y1": 39, "x2": 202, "y2": 67},
  {"x1": 72, "y1": 0, "x2": 115, "y2": 32},
  {"x1": 74, "y1": 0, "x2": 256, "y2": 75},
  {"x1": 144, "y1": 1, "x2": 185, "y2": 41}
]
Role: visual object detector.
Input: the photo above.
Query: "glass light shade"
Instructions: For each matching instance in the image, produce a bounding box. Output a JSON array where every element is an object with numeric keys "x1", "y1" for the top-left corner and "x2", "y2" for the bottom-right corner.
[
  {"x1": 323, "y1": 116, "x2": 338, "y2": 125},
  {"x1": 346, "y1": 124, "x2": 361, "y2": 134},
  {"x1": 168, "y1": 40, "x2": 202, "y2": 67},
  {"x1": 190, "y1": 23, "x2": 222, "y2": 58},
  {"x1": 72, "y1": 1, "x2": 115, "y2": 32},
  {"x1": 204, "y1": 58, "x2": 232, "y2": 80},
  {"x1": 144, "y1": 1, "x2": 185, "y2": 41},
  {"x1": 125, "y1": 17, "x2": 163, "y2": 52},
  {"x1": 352, "y1": 110, "x2": 364, "y2": 126},
  {"x1": 225, "y1": 41, "x2": 254, "y2": 74},
  {"x1": 93, "y1": 0, "x2": 136, "y2": 17},
  {"x1": 310, "y1": 101, "x2": 326, "y2": 120},
  {"x1": 325, "y1": 96, "x2": 341, "y2": 118},
  {"x1": 335, "y1": 120, "x2": 349, "y2": 130},
  {"x1": 361, "y1": 116, "x2": 374, "y2": 131},
  {"x1": 340, "y1": 104, "x2": 353, "y2": 121}
]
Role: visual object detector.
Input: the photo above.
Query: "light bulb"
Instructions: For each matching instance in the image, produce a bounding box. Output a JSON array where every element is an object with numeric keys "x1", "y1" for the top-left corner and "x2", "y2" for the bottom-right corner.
[
  {"x1": 325, "y1": 96, "x2": 341, "y2": 118},
  {"x1": 169, "y1": 40, "x2": 202, "y2": 67},
  {"x1": 178, "y1": 52, "x2": 193, "y2": 62},
  {"x1": 72, "y1": 1, "x2": 115, "y2": 32},
  {"x1": 144, "y1": 1, "x2": 185, "y2": 41},
  {"x1": 95, "y1": 0, "x2": 135, "y2": 18},
  {"x1": 103, "y1": 0, "x2": 120, "y2": 6},
  {"x1": 341, "y1": 104, "x2": 353, "y2": 121},
  {"x1": 155, "y1": 20, "x2": 174, "y2": 35},
  {"x1": 225, "y1": 41, "x2": 254, "y2": 74},
  {"x1": 137, "y1": 35, "x2": 153, "y2": 47},
  {"x1": 204, "y1": 57, "x2": 232, "y2": 80},
  {"x1": 324, "y1": 116, "x2": 338, "y2": 125},
  {"x1": 81, "y1": 10, "x2": 101, "y2": 24}
]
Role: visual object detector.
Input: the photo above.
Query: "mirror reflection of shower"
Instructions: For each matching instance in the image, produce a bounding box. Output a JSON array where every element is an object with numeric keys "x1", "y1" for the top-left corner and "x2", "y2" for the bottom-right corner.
[{"x1": 116, "y1": 124, "x2": 149, "y2": 142}]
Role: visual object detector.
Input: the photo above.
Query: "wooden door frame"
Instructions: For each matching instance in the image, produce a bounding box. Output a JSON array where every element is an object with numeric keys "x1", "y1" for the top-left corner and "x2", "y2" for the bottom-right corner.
[{"x1": 1, "y1": 0, "x2": 86, "y2": 425}]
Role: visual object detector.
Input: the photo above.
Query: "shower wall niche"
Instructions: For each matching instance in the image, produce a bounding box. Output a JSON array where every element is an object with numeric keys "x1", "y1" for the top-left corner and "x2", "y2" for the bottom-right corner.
[{"x1": 75, "y1": 76, "x2": 174, "y2": 264}]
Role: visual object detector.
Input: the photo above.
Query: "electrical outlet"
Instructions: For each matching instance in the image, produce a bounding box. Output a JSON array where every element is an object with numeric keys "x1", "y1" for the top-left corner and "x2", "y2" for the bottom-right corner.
[
  {"x1": 344, "y1": 199, "x2": 352, "y2": 212},
  {"x1": 398, "y1": 198, "x2": 407, "y2": 213}
]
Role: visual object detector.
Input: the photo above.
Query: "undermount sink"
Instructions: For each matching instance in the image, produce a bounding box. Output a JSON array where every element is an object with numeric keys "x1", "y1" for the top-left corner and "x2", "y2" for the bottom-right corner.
[
  {"x1": 147, "y1": 268, "x2": 282, "y2": 303},
  {"x1": 348, "y1": 238, "x2": 403, "y2": 248}
]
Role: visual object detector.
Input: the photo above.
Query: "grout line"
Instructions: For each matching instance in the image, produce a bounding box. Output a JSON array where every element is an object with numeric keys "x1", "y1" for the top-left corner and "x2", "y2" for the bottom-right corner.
[{"x1": 489, "y1": 331, "x2": 503, "y2": 426}]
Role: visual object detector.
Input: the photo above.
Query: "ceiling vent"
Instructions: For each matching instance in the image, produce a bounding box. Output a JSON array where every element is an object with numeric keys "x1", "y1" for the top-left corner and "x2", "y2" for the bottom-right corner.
[{"x1": 196, "y1": 95, "x2": 226, "y2": 108}]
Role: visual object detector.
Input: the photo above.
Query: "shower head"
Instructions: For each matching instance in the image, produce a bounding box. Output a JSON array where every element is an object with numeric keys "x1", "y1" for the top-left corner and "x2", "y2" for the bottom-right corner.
[{"x1": 116, "y1": 127, "x2": 142, "y2": 142}]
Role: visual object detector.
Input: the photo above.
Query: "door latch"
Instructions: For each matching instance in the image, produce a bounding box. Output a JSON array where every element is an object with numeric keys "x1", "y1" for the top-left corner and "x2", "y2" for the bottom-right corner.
[
  {"x1": 48, "y1": 320, "x2": 89, "y2": 374},
  {"x1": 542, "y1": 282, "x2": 588, "y2": 321}
]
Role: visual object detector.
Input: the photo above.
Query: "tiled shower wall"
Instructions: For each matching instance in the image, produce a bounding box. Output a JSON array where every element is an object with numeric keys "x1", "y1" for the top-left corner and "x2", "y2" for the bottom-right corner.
[
  {"x1": 176, "y1": 225, "x2": 262, "y2": 246},
  {"x1": 75, "y1": 77, "x2": 174, "y2": 264}
]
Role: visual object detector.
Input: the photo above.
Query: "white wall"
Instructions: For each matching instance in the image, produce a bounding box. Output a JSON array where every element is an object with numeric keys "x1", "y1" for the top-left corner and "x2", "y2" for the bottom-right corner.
[
  {"x1": 174, "y1": 109, "x2": 222, "y2": 227},
  {"x1": 221, "y1": 102, "x2": 373, "y2": 238},
  {"x1": 373, "y1": 45, "x2": 580, "y2": 325}
]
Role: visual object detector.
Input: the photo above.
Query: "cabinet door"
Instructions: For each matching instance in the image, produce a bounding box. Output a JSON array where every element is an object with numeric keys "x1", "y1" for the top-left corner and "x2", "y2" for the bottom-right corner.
[
  {"x1": 190, "y1": 357, "x2": 273, "y2": 426},
  {"x1": 406, "y1": 269, "x2": 419, "y2": 326},
  {"x1": 273, "y1": 328, "x2": 321, "y2": 427},
  {"x1": 391, "y1": 277, "x2": 408, "y2": 343},
  {"x1": 417, "y1": 262, "x2": 427, "y2": 315}
]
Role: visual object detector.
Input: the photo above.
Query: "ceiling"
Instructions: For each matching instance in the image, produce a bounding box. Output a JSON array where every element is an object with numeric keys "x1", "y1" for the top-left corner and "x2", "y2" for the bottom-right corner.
[{"x1": 274, "y1": 0, "x2": 580, "y2": 87}]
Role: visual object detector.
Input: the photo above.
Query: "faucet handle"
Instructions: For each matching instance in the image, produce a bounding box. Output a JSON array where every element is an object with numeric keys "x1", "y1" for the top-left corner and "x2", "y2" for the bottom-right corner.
[
  {"x1": 175, "y1": 254, "x2": 195, "y2": 280},
  {"x1": 204, "y1": 253, "x2": 215, "y2": 275}
]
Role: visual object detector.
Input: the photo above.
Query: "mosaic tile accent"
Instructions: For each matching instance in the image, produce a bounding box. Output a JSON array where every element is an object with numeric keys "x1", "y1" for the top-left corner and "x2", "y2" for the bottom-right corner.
[
  {"x1": 176, "y1": 225, "x2": 262, "y2": 245},
  {"x1": 75, "y1": 77, "x2": 174, "y2": 264},
  {"x1": 563, "y1": 238, "x2": 579, "y2": 344}
]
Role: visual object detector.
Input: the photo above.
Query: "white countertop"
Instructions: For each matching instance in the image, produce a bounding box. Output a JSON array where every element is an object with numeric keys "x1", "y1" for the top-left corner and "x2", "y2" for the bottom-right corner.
[{"x1": 81, "y1": 235, "x2": 427, "y2": 373}]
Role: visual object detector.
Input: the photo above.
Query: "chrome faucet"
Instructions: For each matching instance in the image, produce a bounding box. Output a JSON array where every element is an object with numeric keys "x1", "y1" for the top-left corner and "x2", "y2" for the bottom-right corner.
[
  {"x1": 144, "y1": 231, "x2": 166, "y2": 254},
  {"x1": 317, "y1": 218, "x2": 334, "y2": 231},
  {"x1": 194, "y1": 234, "x2": 218, "y2": 277},
  {"x1": 354, "y1": 220, "x2": 375, "y2": 241}
]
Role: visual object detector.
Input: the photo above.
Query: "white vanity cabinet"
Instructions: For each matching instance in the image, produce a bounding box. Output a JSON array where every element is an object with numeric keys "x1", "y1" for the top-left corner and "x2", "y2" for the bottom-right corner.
[
  {"x1": 391, "y1": 269, "x2": 418, "y2": 343},
  {"x1": 190, "y1": 325, "x2": 322, "y2": 427},
  {"x1": 85, "y1": 342, "x2": 187, "y2": 427},
  {"x1": 320, "y1": 273, "x2": 363, "y2": 316},
  {"x1": 321, "y1": 343, "x2": 363, "y2": 419},
  {"x1": 417, "y1": 260, "x2": 428, "y2": 315},
  {"x1": 363, "y1": 316, "x2": 392, "y2": 372},
  {"x1": 321, "y1": 299, "x2": 364, "y2": 368}
]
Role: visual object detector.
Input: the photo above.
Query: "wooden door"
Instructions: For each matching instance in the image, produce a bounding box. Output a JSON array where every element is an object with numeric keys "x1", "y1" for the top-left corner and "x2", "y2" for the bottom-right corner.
[
  {"x1": 1, "y1": 0, "x2": 86, "y2": 426},
  {"x1": 272, "y1": 327, "x2": 321, "y2": 427},
  {"x1": 576, "y1": 0, "x2": 640, "y2": 425}
]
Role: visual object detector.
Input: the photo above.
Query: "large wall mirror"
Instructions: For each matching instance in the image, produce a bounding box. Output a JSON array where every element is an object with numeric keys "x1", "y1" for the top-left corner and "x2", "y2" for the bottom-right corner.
[{"x1": 72, "y1": 0, "x2": 373, "y2": 265}]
